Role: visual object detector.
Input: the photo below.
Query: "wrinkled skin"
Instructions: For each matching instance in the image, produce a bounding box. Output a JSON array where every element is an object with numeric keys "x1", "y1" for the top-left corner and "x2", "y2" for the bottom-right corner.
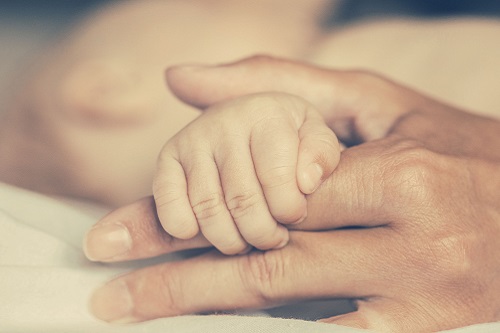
[{"x1": 85, "y1": 56, "x2": 500, "y2": 332}]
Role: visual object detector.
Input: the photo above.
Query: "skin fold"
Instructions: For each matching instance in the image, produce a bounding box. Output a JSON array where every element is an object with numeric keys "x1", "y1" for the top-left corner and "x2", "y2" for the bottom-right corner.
[
  {"x1": 85, "y1": 56, "x2": 500, "y2": 332},
  {"x1": 1, "y1": 1, "x2": 499, "y2": 331}
]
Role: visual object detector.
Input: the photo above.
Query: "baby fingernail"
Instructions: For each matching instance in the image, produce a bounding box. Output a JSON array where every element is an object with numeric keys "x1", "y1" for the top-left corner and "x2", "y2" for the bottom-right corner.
[
  {"x1": 276, "y1": 230, "x2": 290, "y2": 249},
  {"x1": 303, "y1": 163, "x2": 323, "y2": 194},
  {"x1": 84, "y1": 223, "x2": 132, "y2": 261},
  {"x1": 90, "y1": 280, "x2": 137, "y2": 323}
]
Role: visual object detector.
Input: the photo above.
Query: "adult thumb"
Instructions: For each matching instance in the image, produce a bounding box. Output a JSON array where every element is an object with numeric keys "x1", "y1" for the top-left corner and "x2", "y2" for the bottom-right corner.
[{"x1": 166, "y1": 55, "x2": 411, "y2": 142}]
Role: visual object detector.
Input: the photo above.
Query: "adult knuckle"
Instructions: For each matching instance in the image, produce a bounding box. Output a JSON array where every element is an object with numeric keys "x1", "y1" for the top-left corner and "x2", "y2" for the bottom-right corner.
[
  {"x1": 157, "y1": 269, "x2": 185, "y2": 316},
  {"x1": 404, "y1": 211, "x2": 482, "y2": 280},
  {"x1": 226, "y1": 191, "x2": 260, "y2": 220},
  {"x1": 238, "y1": 251, "x2": 286, "y2": 303},
  {"x1": 191, "y1": 193, "x2": 225, "y2": 221},
  {"x1": 408, "y1": 231, "x2": 481, "y2": 306},
  {"x1": 384, "y1": 141, "x2": 442, "y2": 206},
  {"x1": 432, "y1": 232, "x2": 478, "y2": 281}
]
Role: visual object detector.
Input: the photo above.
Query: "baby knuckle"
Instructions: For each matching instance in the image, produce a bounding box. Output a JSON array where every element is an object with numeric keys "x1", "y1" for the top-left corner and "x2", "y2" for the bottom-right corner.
[
  {"x1": 310, "y1": 128, "x2": 339, "y2": 150},
  {"x1": 226, "y1": 191, "x2": 260, "y2": 220},
  {"x1": 239, "y1": 94, "x2": 287, "y2": 119},
  {"x1": 321, "y1": 128, "x2": 339, "y2": 146},
  {"x1": 156, "y1": 143, "x2": 175, "y2": 163},
  {"x1": 153, "y1": 180, "x2": 183, "y2": 209},
  {"x1": 191, "y1": 193, "x2": 225, "y2": 221},
  {"x1": 217, "y1": 237, "x2": 249, "y2": 256},
  {"x1": 248, "y1": 234, "x2": 280, "y2": 251},
  {"x1": 259, "y1": 165, "x2": 296, "y2": 190},
  {"x1": 272, "y1": 204, "x2": 305, "y2": 224},
  {"x1": 314, "y1": 133, "x2": 340, "y2": 163}
]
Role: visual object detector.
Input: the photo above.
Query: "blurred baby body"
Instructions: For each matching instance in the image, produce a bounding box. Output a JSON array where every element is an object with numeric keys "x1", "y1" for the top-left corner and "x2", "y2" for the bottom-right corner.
[
  {"x1": 2, "y1": 1, "x2": 500, "y2": 207},
  {"x1": 0, "y1": 0, "x2": 335, "y2": 205}
]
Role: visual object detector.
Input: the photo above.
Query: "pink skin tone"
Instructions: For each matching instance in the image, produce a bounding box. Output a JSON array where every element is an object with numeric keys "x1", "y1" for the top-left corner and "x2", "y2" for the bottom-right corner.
[
  {"x1": 85, "y1": 56, "x2": 500, "y2": 332},
  {"x1": 0, "y1": 0, "x2": 329, "y2": 205},
  {"x1": 152, "y1": 92, "x2": 339, "y2": 254},
  {"x1": 1, "y1": 1, "x2": 500, "y2": 331}
]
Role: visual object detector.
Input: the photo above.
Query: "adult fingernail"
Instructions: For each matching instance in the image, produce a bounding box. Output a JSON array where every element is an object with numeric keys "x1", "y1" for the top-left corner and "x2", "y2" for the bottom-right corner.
[
  {"x1": 302, "y1": 163, "x2": 323, "y2": 194},
  {"x1": 84, "y1": 224, "x2": 132, "y2": 261},
  {"x1": 90, "y1": 279, "x2": 138, "y2": 323}
]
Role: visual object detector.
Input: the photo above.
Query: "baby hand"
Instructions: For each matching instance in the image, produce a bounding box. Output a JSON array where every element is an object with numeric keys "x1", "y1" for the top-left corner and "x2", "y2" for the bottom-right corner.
[{"x1": 153, "y1": 92, "x2": 340, "y2": 254}]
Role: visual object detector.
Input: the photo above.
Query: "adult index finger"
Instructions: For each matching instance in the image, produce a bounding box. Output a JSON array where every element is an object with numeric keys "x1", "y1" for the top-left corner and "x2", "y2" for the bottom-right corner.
[
  {"x1": 84, "y1": 197, "x2": 211, "y2": 262},
  {"x1": 89, "y1": 228, "x2": 392, "y2": 323},
  {"x1": 166, "y1": 55, "x2": 417, "y2": 143}
]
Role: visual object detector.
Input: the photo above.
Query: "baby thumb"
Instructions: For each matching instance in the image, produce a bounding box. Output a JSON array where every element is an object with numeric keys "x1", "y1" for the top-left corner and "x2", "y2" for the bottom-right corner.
[{"x1": 297, "y1": 110, "x2": 340, "y2": 194}]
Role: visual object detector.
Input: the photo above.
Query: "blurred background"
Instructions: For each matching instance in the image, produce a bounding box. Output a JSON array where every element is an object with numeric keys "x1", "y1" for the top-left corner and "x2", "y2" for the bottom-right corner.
[
  {"x1": 328, "y1": 0, "x2": 500, "y2": 24},
  {"x1": 2, "y1": 0, "x2": 500, "y2": 60},
  {"x1": 1, "y1": 0, "x2": 500, "y2": 110},
  {"x1": 2, "y1": 0, "x2": 500, "y2": 30}
]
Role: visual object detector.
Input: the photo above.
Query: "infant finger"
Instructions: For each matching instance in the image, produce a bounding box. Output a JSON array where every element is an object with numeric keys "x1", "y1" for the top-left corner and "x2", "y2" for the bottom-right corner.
[
  {"x1": 184, "y1": 150, "x2": 249, "y2": 255},
  {"x1": 153, "y1": 150, "x2": 198, "y2": 239},
  {"x1": 216, "y1": 140, "x2": 289, "y2": 250},
  {"x1": 251, "y1": 117, "x2": 307, "y2": 224},
  {"x1": 297, "y1": 110, "x2": 340, "y2": 194}
]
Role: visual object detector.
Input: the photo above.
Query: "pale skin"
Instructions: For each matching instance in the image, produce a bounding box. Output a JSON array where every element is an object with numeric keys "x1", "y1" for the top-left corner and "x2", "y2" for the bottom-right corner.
[
  {"x1": 0, "y1": 0, "x2": 330, "y2": 205},
  {"x1": 0, "y1": 1, "x2": 499, "y2": 331},
  {"x1": 152, "y1": 92, "x2": 339, "y2": 254},
  {"x1": 2, "y1": 1, "x2": 500, "y2": 205},
  {"x1": 85, "y1": 56, "x2": 500, "y2": 332}
]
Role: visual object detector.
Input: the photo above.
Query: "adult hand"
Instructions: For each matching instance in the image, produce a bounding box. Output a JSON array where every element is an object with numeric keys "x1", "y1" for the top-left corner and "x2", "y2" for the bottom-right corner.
[{"x1": 84, "y1": 56, "x2": 500, "y2": 332}]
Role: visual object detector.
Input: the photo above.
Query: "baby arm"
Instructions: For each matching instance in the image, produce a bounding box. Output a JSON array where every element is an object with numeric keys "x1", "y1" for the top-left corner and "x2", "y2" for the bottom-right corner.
[{"x1": 153, "y1": 92, "x2": 340, "y2": 254}]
